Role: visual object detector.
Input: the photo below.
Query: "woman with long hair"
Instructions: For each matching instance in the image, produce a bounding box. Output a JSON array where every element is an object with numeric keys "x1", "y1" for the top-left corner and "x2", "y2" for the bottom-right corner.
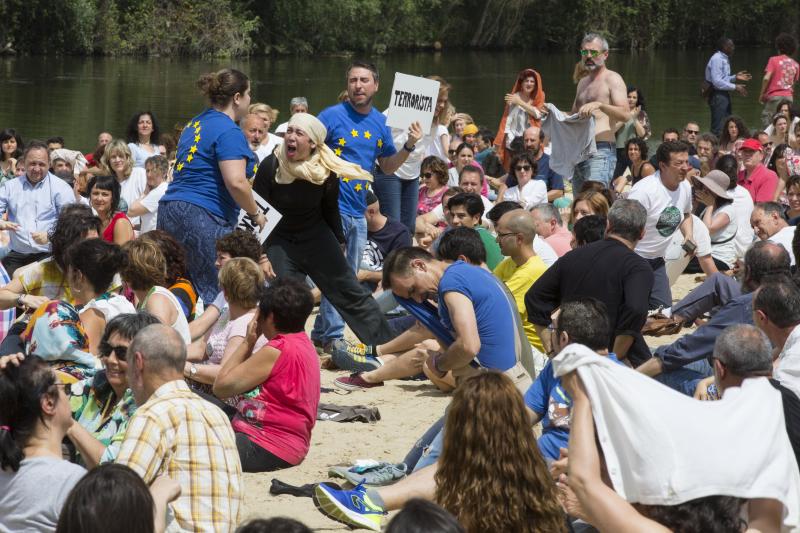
[
  {"x1": 613, "y1": 137, "x2": 656, "y2": 195},
  {"x1": 783, "y1": 174, "x2": 800, "y2": 225},
  {"x1": 769, "y1": 143, "x2": 793, "y2": 201},
  {"x1": 87, "y1": 175, "x2": 134, "y2": 246},
  {"x1": 0, "y1": 128, "x2": 23, "y2": 183},
  {"x1": 571, "y1": 190, "x2": 611, "y2": 225},
  {"x1": 718, "y1": 116, "x2": 750, "y2": 155},
  {"x1": 125, "y1": 111, "x2": 164, "y2": 168},
  {"x1": 494, "y1": 68, "x2": 546, "y2": 168},
  {"x1": 158, "y1": 69, "x2": 266, "y2": 304},
  {"x1": 99, "y1": 139, "x2": 147, "y2": 214},
  {"x1": 138, "y1": 230, "x2": 198, "y2": 321},
  {"x1": 449, "y1": 113, "x2": 473, "y2": 144},
  {"x1": 613, "y1": 86, "x2": 651, "y2": 180},
  {"x1": 0, "y1": 355, "x2": 85, "y2": 532}
]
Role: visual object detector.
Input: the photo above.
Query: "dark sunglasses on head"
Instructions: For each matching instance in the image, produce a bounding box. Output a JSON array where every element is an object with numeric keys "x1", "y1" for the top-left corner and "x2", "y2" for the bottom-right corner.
[
  {"x1": 515, "y1": 165, "x2": 532, "y2": 172},
  {"x1": 100, "y1": 343, "x2": 129, "y2": 361}
]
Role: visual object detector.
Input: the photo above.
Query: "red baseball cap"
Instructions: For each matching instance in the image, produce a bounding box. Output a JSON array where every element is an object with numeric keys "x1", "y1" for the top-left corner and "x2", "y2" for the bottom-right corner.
[{"x1": 739, "y1": 138, "x2": 763, "y2": 152}]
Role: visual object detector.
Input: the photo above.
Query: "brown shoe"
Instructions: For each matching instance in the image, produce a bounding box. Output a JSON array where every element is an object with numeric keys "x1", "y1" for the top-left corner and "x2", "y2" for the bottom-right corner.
[{"x1": 642, "y1": 317, "x2": 683, "y2": 336}]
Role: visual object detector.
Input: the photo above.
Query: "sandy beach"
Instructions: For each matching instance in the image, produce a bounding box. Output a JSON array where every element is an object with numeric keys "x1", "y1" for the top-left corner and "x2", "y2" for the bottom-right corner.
[{"x1": 240, "y1": 273, "x2": 702, "y2": 530}]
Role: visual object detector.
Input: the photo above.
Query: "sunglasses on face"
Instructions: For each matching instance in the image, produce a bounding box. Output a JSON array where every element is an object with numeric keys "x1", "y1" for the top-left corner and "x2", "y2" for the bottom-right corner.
[
  {"x1": 100, "y1": 344, "x2": 129, "y2": 361},
  {"x1": 448, "y1": 150, "x2": 457, "y2": 155},
  {"x1": 422, "y1": 172, "x2": 433, "y2": 179},
  {"x1": 580, "y1": 49, "x2": 602, "y2": 58},
  {"x1": 685, "y1": 129, "x2": 699, "y2": 135},
  {"x1": 515, "y1": 165, "x2": 532, "y2": 172}
]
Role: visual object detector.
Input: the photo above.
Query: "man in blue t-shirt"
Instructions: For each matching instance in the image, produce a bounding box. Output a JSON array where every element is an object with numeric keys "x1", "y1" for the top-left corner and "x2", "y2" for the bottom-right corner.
[
  {"x1": 313, "y1": 61, "x2": 423, "y2": 350},
  {"x1": 524, "y1": 298, "x2": 623, "y2": 462}
]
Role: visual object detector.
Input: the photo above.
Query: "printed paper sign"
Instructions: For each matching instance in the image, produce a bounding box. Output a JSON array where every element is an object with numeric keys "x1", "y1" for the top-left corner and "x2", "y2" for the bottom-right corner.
[
  {"x1": 386, "y1": 73, "x2": 440, "y2": 132},
  {"x1": 237, "y1": 190, "x2": 282, "y2": 243}
]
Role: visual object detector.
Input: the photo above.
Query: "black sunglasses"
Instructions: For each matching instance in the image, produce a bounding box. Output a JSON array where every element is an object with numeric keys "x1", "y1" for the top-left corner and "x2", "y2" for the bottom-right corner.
[
  {"x1": 515, "y1": 165, "x2": 532, "y2": 172},
  {"x1": 422, "y1": 172, "x2": 433, "y2": 179},
  {"x1": 100, "y1": 344, "x2": 129, "y2": 361}
]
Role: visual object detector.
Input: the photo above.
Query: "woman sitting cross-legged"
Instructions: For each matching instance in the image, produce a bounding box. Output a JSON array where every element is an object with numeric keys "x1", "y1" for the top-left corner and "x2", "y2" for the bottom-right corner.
[
  {"x1": 214, "y1": 278, "x2": 320, "y2": 473},
  {"x1": 184, "y1": 257, "x2": 265, "y2": 405}
]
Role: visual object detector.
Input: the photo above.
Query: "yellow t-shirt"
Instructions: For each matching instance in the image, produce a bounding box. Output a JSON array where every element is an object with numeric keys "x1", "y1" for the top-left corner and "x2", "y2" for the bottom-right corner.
[{"x1": 493, "y1": 255, "x2": 547, "y2": 351}]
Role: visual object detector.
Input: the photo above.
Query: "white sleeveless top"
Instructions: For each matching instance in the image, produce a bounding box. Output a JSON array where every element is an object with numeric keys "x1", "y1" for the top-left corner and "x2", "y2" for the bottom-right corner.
[{"x1": 144, "y1": 286, "x2": 191, "y2": 344}]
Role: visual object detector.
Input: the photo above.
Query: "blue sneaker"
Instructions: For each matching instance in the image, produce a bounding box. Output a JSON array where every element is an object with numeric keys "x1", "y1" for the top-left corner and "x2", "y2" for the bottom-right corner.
[
  {"x1": 330, "y1": 339, "x2": 382, "y2": 372},
  {"x1": 313, "y1": 481, "x2": 386, "y2": 531}
]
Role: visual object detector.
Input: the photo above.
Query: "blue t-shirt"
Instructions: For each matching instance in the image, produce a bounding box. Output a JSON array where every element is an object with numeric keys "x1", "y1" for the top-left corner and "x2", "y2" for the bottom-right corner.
[
  {"x1": 437, "y1": 261, "x2": 516, "y2": 371},
  {"x1": 525, "y1": 354, "x2": 621, "y2": 460},
  {"x1": 534, "y1": 153, "x2": 564, "y2": 191},
  {"x1": 161, "y1": 108, "x2": 257, "y2": 225},
  {"x1": 318, "y1": 102, "x2": 396, "y2": 217}
]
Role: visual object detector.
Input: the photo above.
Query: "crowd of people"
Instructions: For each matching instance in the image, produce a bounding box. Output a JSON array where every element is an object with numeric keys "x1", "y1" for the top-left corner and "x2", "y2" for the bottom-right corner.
[{"x1": 0, "y1": 29, "x2": 799, "y2": 533}]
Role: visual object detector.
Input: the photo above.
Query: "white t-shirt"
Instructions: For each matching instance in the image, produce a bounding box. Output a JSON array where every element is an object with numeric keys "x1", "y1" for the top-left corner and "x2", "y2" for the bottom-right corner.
[
  {"x1": 628, "y1": 173, "x2": 692, "y2": 260},
  {"x1": 259, "y1": 133, "x2": 283, "y2": 160},
  {"x1": 385, "y1": 110, "x2": 436, "y2": 180},
  {"x1": 704, "y1": 203, "x2": 738, "y2": 268},
  {"x1": 768, "y1": 225, "x2": 797, "y2": 266},
  {"x1": 503, "y1": 179, "x2": 548, "y2": 210},
  {"x1": 533, "y1": 235, "x2": 558, "y2": 267},
  {"x1": 138, "y1": 181, "x2": 168, "y2": 233},
  {"x1": 149, "y1": 286, "x2": 192, "y2": 343},
  {"x1": 82, "y1": 293, "x2": 136, "y2": 324},
  {"x1": 119, "y1": 168, "x2": 147, "y2": 225},
  {"x1": 427, "y1": 124, "x2": 449, "y2": 162},
  {"x1": 731, "y1": 185, "x2": 755, "y2": 260},
  {"x1": 431, "y1": 194, "x2": 494, "y2": 222}
]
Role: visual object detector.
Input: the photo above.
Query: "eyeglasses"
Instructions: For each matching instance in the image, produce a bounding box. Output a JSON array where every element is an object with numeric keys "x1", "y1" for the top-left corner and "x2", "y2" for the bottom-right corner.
[
  {"x1": 421, "y1": 172, "x2": 433, "y2": 179},
  {"x1": 495, "y1": 231, "x2": 519, "y2": 241},
  {"x1": 101, "y1": 344, "x2": 129, "y2": 361},
  {"x1": 580, "y1": 49, "x2": 602, "y2": 58},
  {"x1": 53, "y1": 382, "x2": 72, "y2": 395},
  {"x1": 448, "y1": 150, "x2": 457, "y2": 155},
  {"x1": 685, "y1": 129, "x2": 699, "y2": 135},
  {"x1": 515, "y1": 165, "x2": 532, "y2": 172}
]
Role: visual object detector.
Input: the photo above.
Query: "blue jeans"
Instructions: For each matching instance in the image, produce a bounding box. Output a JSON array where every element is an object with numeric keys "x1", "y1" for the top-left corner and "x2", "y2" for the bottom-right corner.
[
  {"x1": 655, "y1": 358, "x2": 712, "y2": 397},
  {"x1": 572, "y1": 141, "x2": 616, "y2": 193},
  {"x1": 406, "y1": 415, "x2": 446, "y2": 473},
  {"x1": 647, "y1": 257, "x2": 672, "y2": 310},
  {"x1": 372, "y1": 172, "x2": 419, "y2": 236},
  {"x1": 312, "y1": 213, "x2": 367, "y2": 343},
  {"x1": 708, "y1": 91, "x2": 732, "y2": 137}
]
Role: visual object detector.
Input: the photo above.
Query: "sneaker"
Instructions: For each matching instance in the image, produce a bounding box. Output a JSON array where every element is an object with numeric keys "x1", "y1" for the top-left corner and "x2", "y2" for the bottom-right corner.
[
  {"x1": 313, "y1": 481, "x2": 386, "y2": 531},
  {"x1": 331, "y1": 339, "x2": 382, "y2": 372},
  {"x1": 329, "y1": 462, "x2": 407, "y2": 486},
  {"x1": 334, "y1": 373, "x2": 384, "y2": 391}
]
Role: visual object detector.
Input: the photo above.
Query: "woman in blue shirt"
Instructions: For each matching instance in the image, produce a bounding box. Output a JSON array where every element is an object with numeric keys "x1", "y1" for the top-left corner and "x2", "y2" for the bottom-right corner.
[{"x1": 158, "y1": 69, "x2": 266, "y2": 304}]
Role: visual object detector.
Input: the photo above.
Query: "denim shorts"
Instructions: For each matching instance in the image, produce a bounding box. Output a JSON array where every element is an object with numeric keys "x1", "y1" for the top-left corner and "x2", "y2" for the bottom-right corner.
[{"x1": 572, "y1": 141, "x2": 617, "y2": 193}]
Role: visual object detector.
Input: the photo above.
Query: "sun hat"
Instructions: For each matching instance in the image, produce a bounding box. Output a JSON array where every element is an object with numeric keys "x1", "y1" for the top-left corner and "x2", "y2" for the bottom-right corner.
[{"x1": 692, "y1": 170, "x2": 732, "y2": 200}]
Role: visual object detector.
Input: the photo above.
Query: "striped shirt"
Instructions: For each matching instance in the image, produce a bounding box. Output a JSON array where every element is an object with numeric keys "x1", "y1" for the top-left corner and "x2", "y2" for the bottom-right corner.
[{"x1": 116, "y1": 380, "x2": 242, "y2": 532}]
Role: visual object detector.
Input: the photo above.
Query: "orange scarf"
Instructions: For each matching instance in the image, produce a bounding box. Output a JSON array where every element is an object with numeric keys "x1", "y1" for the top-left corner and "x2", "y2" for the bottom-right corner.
[{"x1": 494, "y1": 68, "x2": 545, "y2": 169}]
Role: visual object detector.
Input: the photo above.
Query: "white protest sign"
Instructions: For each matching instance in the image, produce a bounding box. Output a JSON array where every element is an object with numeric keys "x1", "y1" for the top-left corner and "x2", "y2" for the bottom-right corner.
[
  {"x1": 237, "y1": 190, "x2": 282, "y2": 244},
  {"x1": 385, "y1": 73, "x2": 440, "y2": 132}
]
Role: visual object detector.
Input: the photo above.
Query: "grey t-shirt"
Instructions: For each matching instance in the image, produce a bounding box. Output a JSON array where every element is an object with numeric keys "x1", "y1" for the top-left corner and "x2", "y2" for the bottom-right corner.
[{"x1": 0, "y1": 456, "x2": 86, "y2": 532}]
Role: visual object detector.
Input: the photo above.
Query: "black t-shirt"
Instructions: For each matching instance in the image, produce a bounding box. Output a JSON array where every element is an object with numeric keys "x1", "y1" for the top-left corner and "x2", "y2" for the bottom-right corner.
[
  {"x1": 771, "y1": 378, "x2": 800, "y2": 467},
  {"x1": 363, "y1": 219, "x2": 411, "y2": 272}
]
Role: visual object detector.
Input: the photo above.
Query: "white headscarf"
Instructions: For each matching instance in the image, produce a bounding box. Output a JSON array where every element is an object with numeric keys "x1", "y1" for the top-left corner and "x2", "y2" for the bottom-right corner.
[{"x1": 275, "y1": 113, "x2": 373, "y2": 185}]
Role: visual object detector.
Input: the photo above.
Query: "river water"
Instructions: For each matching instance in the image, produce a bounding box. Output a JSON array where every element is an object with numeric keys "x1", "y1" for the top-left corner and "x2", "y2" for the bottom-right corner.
[{"x1": 0, "y1": 48, "x2": 780, "y2": 151}]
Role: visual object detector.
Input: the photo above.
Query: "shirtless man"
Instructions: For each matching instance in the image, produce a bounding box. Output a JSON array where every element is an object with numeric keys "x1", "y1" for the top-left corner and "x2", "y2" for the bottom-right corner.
[{"x1": 570, "y1": 33, "x2": 633, "y2": 193}]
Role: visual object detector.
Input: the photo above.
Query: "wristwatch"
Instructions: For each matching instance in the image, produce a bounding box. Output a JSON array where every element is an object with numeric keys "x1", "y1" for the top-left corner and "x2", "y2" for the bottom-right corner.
[
  {"x1": 189, "y1": 364, "x2": 198, "y2": 377},
  {"x1": 402, "y1": 142, "x2": 415, "y2": 153},
  {"x1": 16, "y1": 294, "x2": 25, "y2": 307}
]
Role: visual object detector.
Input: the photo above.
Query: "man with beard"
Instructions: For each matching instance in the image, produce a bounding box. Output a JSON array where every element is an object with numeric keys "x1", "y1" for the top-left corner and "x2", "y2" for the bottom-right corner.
[{"x1": 564, "y1": 33, "x2": 634, "y2": 192}]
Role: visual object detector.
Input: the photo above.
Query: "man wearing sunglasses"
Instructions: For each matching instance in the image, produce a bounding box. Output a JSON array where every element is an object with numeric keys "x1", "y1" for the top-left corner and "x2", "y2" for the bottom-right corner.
[
  {"x1": 682, "y1": 122, "x2": 701, "y2": 155},
  {"x1": 566, "y1": 33, "x2": 635, "y2": 192}
]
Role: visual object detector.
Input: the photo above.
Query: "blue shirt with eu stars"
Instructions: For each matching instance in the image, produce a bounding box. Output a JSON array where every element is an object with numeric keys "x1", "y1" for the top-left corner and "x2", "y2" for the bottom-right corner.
[{"x1": 318, "y1": 102, "x2": 396, "y2": 217}]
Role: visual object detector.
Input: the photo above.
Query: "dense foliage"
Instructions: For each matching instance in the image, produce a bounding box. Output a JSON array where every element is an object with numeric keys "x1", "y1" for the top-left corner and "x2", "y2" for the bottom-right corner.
[{"x1": 1, "y1": 0, "x2": 797, "y2": 56}]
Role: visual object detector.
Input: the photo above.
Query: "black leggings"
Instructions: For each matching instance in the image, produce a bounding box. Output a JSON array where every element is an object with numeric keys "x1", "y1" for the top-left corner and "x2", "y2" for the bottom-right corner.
[{"x1": 235, "y1": 432, "x2": 292, "y2": 472}]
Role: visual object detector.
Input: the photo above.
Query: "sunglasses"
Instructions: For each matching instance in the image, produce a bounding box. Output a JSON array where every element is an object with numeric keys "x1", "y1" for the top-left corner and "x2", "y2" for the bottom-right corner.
[
  {"x1": 101, "y1": 344, "x2": 129, "y2": 361},
  {"x1": 515, "y1": 165, "x2": 532, "y2": 172},
  {"x1": 580, "y1": 49, "x2": 602, "y2": 58},
  {"x1": 422, "y1": 172, "x2": 433, "y2": 179},
  {"x1": 685, "y1": 129, "x2": 699, "y2": 135},
  {"x1": 448, "y1": 150, "x2": 457, "y2": 155}
]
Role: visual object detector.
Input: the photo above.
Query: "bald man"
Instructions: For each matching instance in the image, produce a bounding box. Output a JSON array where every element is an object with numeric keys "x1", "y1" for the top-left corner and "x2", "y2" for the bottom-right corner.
[
  {"x1": 519, "y1": 126, "x2": 564, "y2": 201},
  {"x1": 493, "y1": 209, "x2": 549, "y2": 363},
  {"x1": 240, "y1": 114, "x2": 269, "y2": 162}
]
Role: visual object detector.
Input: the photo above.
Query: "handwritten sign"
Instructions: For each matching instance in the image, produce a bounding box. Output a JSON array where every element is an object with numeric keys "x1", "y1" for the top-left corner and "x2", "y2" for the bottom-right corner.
[
  {"x1": 386, "y1": 73, "x2": 440, "y2": 132},
  {"x1": 237, "y1": 190, "x2": 282, "y2": 244}
]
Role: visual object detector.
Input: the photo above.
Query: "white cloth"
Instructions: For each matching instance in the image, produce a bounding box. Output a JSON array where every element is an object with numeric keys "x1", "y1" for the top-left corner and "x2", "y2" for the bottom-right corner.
[
  {"x1": 540, "y1": 103, "x2": 596, "y2": 177},
  {"x1": 150, "y1": 286, "x2": 191, "y2": 344},
  {"x1": 533, "y1": 235, "x2": 558, "y2": 267},
  {"x1": 768, "y1": 225, "x2": 797, "y2": 266},
  {"x1": 503, "y1": 179, "x2": 548, "y2": 210},
  {"x1": 552, "y1": 343, "x2": 800, "y2": 531},
  {"x1": 82, "y1": 293, "x2": 136, "y2": 323},
  {"x1": 629, "y1": 172, "x2": 692, "y2": 260},
  {"x1": 704, "y1": 203, "x2": 738, "y2": 268},
  {"x1": 275, "y1": 122, "x2": 288, "y2": 135},
  {"x1": 138, "y1": 182, "x2": 167, "y2": 233},
  {"x1": 259, "y1": 133, "x2": 283, "y2": 161},
  {"x1": 776, "y1": 324, "x2": 800, "y2": 401},
  {"x1": 119, "y1": 168, "x2": 147, "y2": 225},
  {"x1": 386, "y1": 111, "x2": 436, "y2": 180},
  {"x1": 427, "y1": 124, "x2": 449, "y2": 162},
  {"x1": 731, "y1": 185, "x2": 755, "y2": 260},
  {"x1": 504, "y1": 105, "x2": 530, "y2": 148}
]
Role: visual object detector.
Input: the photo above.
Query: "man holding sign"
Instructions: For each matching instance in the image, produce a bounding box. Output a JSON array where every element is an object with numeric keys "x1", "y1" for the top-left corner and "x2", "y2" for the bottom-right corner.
[{"x1": 315, "y1": 61, "x2": 422, "y2": 351}]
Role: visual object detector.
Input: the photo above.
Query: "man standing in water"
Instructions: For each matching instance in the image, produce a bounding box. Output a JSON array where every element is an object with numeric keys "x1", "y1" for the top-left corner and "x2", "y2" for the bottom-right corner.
[{"x1": 570, "y1": 33, "x2": 633, "y2": 192}]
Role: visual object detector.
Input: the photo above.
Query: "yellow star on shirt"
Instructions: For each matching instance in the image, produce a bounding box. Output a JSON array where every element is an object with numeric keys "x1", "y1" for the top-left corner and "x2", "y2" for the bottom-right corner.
[
  {"x1": 193, "y1": 121, "x2": 200, "y2": 128},
  {"x1": 334, "y1": 148, "x2": 342, "y2": 156},
  {"x1": 176, "y1": 162, "x2": 184, "y2": 171},
  {"x1": 342, "y1": 177, "x2": 351, "y2": 183},
  {"x1": 187, "y1": 154, "x2": 194, "y2": 162},
  {"x1": 354, "y1": 183, "x2": 363, "y2": 191},
  {"x1": 194, "y1": 126, "x2": 201, "y2": 134},
  {"x1": 351, "y1": 129, "x2": 359, "y2": 138},
  {"x1": 189, "y1": 145, "x2": 198, "y2": 154},
  {"x1": 194, "y1": 134, "x2": 201, "y2": 143},
  {"x1": 253, "y1": 164, "x2": 259, "y2": 174},
  {"x1": 377, "y1": 139, "x2": 383, "y2": 148},
  {"x1": 338, "y1": 138, "x2": 346, "y2": 146},
  {"x1": 364, "y1": 131, "x2": 372, "y2": 140}
]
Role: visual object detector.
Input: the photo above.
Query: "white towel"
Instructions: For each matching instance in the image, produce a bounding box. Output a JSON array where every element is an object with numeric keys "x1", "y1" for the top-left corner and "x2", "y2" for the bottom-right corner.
[
  {"x1": 552, "y1": 343, "x2": 800, "y2": 532},
  {"x1": 540, "y1": 103, "x2": 596, "y2": 178}
]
